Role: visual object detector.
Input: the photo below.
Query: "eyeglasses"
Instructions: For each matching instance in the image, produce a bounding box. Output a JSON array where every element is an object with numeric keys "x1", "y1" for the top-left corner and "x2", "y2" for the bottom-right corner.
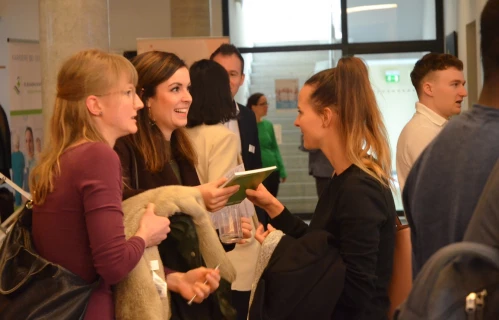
[
  {"x1": 257, "y1": 102, "x2": 269, "y2": 106},
  {"x1": 96, "y1": 89, "x2": 138, "y2": 104}
]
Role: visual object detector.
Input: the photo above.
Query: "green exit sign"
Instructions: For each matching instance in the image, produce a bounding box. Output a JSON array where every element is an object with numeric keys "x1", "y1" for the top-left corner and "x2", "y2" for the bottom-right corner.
[{"x1": 385, "y1": 70, "x2": 400, "y2": 83}]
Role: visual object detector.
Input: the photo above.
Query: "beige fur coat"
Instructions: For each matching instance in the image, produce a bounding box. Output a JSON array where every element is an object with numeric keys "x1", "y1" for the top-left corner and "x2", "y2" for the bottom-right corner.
[{"x1": 114, "y1": 185, "x2": 236, "y2": 320}]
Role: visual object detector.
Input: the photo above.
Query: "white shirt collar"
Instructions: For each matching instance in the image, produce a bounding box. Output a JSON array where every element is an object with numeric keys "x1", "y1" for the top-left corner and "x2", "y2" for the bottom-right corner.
[{"x1": 415, "y1": 102, "x2": 448, "y2": 127}]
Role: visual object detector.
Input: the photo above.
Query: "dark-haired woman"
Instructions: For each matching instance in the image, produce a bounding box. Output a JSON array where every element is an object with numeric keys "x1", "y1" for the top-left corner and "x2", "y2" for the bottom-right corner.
[
  {"x1": 186, "y1": 59, "x2": 261, "y2": 320},
  {"x1": 114, "y1": 51, "x2": 241, "y2": 320}
]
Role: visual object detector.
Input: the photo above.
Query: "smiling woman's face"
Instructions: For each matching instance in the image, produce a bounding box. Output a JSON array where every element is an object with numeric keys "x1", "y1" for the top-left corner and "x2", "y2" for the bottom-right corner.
[{"x1": 149, "y1": 67, "x2": 192, "y2": 139}]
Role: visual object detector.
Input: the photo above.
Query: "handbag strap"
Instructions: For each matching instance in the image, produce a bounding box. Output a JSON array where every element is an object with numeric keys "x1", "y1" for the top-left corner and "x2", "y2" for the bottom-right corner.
[
  {"x1": 395, "y1": 215, "x2": 409, "y2": 231},
  {"x1": 0, "y1": 172, "x2": 32, "y2": 201},
  {"x1": 0, "y1": 173, "x2": 32, "y2": 235}
]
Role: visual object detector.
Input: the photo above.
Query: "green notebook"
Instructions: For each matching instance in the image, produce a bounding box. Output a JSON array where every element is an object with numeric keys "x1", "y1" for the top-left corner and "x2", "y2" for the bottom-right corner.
[{"x1": 221, "y1": 166, "x2": 277, "y2": 206}]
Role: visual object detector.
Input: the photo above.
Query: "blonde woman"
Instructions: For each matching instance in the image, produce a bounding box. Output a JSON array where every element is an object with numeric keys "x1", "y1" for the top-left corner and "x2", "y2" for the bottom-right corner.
[
  {"x1": 30, "y1": 50, "x2": 171, "y2": 320},
  {"x1": 247, "y1": 57, "x2": 397, "y2": 319}
]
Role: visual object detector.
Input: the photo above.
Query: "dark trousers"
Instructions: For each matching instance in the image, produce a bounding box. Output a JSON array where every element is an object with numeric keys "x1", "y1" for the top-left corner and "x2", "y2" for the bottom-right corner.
[
  {"x1": 263, "y1": 170, "x2": 280, "y2": 197},
  {"x1": 232, "y1": 290, "x2": 251, "y2": 320},
  {"x1": 315, "y1": 176, "x2": 331, "y2": 197}
]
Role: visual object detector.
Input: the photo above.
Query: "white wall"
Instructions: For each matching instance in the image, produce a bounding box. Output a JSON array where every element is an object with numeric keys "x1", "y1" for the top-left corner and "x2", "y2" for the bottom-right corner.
[
  {"x1": 109, "y1": 0, "x2": 172, "y2": 54},
  {"x1": 228, "y1": 0, "x2": 251, "y2": 47},
  {"x1": 444, "y1": 0, "x2": 488, "y2": 109},
  {"x1": 0, "y1": 0, "x2": 39, "y2": 118},
  {"x1": 365, "y1": 60, "x2": 419, "y2": 171},
  {"x1": 228, "y1": 0, "x2": 254, "y2": 104}
]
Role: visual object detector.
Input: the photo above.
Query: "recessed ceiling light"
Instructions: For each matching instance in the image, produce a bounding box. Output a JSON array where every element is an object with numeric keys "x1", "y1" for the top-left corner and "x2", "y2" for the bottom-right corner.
[{"x1": 347, "y1": 4, "x2": 398, "y2": 14}]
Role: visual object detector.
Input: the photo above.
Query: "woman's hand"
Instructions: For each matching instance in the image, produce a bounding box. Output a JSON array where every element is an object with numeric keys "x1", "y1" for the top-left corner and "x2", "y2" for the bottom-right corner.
[
  {"x1": 255, "y1": 223, "x2": 276, "y2": 245},
  {"x1": 167, "y1": 267, "x2": 221, "y2": 304},
  {"x1": 246, "y1": 184, "x2": 284, "y2": 218},
  {"x1": 196, "y1": 177, "x2": 239, "y2": 212},
  {"x1": 135, "y1": 203, "x2": 171, "y2": 247},
  {"x1": 237, "y1": 217, "x2": 253, "y2": 244}
]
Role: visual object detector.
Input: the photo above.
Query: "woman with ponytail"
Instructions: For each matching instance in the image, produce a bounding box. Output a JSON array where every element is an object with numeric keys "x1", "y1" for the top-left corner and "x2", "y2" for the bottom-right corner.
[{"x1": 247, "y1": 57, "x2": 396, "y2": 319}]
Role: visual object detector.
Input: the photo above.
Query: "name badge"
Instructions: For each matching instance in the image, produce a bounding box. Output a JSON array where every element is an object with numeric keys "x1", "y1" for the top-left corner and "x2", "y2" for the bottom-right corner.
[{"x1": 249, "y1": 144, "x2": 255, "y2": 154}]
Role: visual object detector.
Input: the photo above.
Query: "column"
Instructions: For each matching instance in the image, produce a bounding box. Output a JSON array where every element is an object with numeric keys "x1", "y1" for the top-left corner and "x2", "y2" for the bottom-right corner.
[
  {"x1": 39, "y1": 0, "x2": 110, "y2": 141},
  {"x1": 170, "y1": 0, "x2": 211, "y2": 37},
  {"x1": 422, "y1": 0, "x2": 436, "y2": 40}
]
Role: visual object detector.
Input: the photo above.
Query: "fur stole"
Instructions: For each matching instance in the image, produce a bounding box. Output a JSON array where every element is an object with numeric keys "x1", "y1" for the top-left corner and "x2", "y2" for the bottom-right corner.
[{"x1": 114, "y1": 185, "x2": 236, "y2": 320}]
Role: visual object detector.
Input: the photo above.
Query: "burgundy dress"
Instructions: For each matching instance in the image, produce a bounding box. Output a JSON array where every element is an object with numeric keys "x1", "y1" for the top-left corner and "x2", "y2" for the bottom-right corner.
[{"x1": 32, "y1": 142, "x2": 145, "y2": 320}]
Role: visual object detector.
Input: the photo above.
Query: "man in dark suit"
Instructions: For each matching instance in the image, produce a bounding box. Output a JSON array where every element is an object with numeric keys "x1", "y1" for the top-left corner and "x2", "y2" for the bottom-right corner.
[{"x1": 211, "y1": 44, "x2": 263, "y2": 320}]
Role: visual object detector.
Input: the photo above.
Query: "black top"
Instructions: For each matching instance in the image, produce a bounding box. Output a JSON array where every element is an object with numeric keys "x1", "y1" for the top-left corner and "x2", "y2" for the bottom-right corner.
[
  {"x1": 464, "y1": 159, "x2": 499, "y2": 247},
  {"x1": 271, "y1": 165, "x2": 396, "y2": 320},
  {"x1": 0, "y1": 105, "x2": 11, "y2": 178},
  {"x1": 237, "y1": 103, "x2": 262, "y2": 171},
  {"x1": 114, "y1": 138, "x2": 200, "y2": 200}
]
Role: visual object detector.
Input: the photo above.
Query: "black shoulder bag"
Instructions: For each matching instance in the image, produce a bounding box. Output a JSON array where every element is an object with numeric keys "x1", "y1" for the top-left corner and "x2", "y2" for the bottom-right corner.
[{"x1": 0, "y1": 173, "x2": 98, "y2": 320}]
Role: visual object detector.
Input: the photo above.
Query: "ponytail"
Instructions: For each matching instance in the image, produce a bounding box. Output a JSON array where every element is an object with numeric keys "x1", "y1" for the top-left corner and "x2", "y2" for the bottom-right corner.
[{"x1": 306, "y1": 57, "x2": 393, "y2": 188}]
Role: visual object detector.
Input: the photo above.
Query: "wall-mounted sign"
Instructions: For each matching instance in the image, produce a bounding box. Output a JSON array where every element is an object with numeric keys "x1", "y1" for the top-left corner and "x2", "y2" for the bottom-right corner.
[{"x1": 385, "y1": 70, "x2": 400, "y2": 83}]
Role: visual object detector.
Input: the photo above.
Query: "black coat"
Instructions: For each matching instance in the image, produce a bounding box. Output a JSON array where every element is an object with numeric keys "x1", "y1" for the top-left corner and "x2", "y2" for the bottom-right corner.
[
  {"x1": 249, "y1": 230, "x2": 346, "y2": 320},
  {"x1": 270, "y1": 165, "x2": 396, "y2": 319},
  {"x1": 0, "y1": 105, "x2": 11, "y2": 179},
  {"x1": 237, "y1": 103, "x2": 262, "y2": 171}
]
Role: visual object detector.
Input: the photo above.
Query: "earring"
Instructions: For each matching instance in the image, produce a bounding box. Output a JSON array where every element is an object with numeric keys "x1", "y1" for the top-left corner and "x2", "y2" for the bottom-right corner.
[
  {"x1": 99, "y1": 111, "x2": 103, "y2": 116},
  {"x1": 148, "y1": 106, "x2": 156, "y2": 127}
]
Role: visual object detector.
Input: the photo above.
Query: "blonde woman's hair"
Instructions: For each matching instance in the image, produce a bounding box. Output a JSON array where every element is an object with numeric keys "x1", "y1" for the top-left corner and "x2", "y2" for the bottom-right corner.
[
  {"x1": 305, "y1": 56, "x2": 392, "y2": 187},
  {"x1": 30, "y1": 49, "x2": 138, "y2": 204}
]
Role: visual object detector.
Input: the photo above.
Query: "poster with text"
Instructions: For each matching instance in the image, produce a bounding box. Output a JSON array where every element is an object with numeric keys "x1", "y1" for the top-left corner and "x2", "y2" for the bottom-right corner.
[
  {"x1": 8, "y1": 40, "x2": 42, "y2": 205},
  {"x1": 275, "y1": 79, "x2": 298, "y2": 110},
  {"x1": 8, "y1": 41, "x2": 42, "y2": 112}
]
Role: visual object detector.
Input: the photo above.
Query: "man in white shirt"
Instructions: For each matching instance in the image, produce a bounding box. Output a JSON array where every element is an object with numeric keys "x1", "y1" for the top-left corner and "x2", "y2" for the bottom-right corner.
[{"x1": 396, "y1": 53, "x2": 467, "y2": 191}]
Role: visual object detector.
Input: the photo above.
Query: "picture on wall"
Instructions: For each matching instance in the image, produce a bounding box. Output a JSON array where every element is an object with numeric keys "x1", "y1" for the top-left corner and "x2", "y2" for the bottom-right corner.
[
  {"x1": 9, "y1": 112, "x2": 43, "y2": 206},
  {"x1": 275, "y1": 79, "x2": 299, "y2": 110}
]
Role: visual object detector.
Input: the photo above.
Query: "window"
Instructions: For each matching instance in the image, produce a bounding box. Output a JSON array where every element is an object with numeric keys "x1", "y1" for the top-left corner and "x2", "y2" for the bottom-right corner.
[{"x1": 347, "y1": 0, "x2": 436, "y2": 43}]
